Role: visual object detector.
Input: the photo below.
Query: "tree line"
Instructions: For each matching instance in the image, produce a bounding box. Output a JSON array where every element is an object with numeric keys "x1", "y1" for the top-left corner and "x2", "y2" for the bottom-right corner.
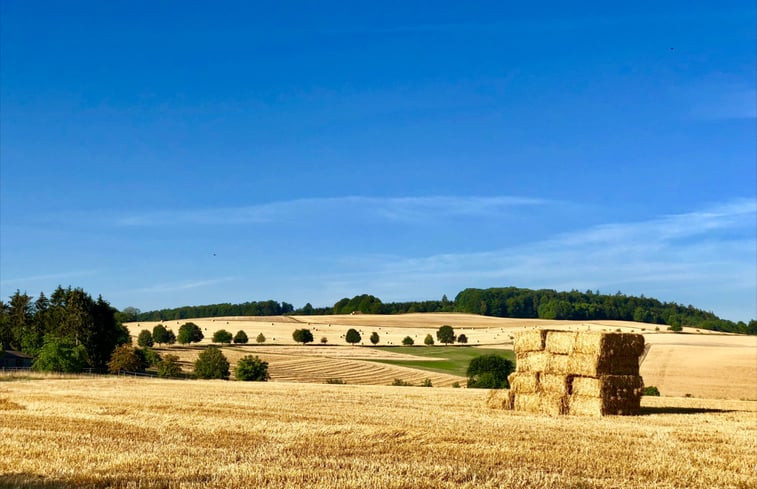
[{"x1": 132, "y1": 287, "x2": 756, "y2": 335}]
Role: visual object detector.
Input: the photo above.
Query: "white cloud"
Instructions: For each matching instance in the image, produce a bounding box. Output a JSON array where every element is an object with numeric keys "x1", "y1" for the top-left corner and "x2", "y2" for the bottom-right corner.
[{"x1": 115, "y1": 195, "x2": 551, "y2": 226}]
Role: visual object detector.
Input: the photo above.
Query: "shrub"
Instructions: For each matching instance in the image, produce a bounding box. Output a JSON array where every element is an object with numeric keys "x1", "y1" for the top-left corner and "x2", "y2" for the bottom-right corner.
[
  {"x1": 326, "y1": 378, "x2": 346, "y2": 384},
  {"x1": 451, "y1": 381, "x2": 461, "y2": 388},
  {"x1": 157, "y1": 354, "x2": 182, "y2": 378},
  {"x1": 643, "y1": 386, "x2": 661, "y2": 396},
  {"x1": 424, "y1": 334, "x2": 434, "y2": 346},
  {"x1": 392, "y1": 378, "x2": 413, "y2": 386},
  {"x1": 402, "y1": 336, "x2": 414, "y2": 346},
  {"x1": 234, "y1": 355, "x2": 269, "y2": 381},
  {"x1": 194, "y1": 347, "x2": 230, "y2": 380},
  {"x1": 369, "y1": 332, "x2": 380, "y2": 345},
  {"x1": 292, "y1": 329, "x2": 314, "y2": 345},
  {"x1": 212, "y1": 329, "x2": 233, "y2": 344},
  {"x1": 467, "y1": 354, "x2": 514, "y2": 389},
  {"x1": 320, "y1": 336, "x2": 328, "y2": 344},
  {"x1": 141, "y1": 347, "x2": 162, "y2": 367},
  {"x1": 137, "y1": 330, "x2": 154, "y2": 348},
  {"x1": 33, "y1": 337, "x2": 88, "y2": 373},
  {"x1": 178, "y1": 322, "x2": 204, "y2": 344},
  {"x1": 345, "y1": 328, "x2": 361, "y2": 345},
  {"x1": 108, "y1": 344, "x2": 144, "y2": 374},
  {"x1": 668, "y1": 323, "x2": 683, "y2": 332},
  {"x1": 436, "y1": 325, "x2": 455, "y2": 344},
  {"x1": 152, "y1": 324, "x2": 169, "y2": 345},
  {"x1": 421, "y1": 378, "x2": 433, "y2": 387},
  {"x1": 256, "y1": 333, "x2": 266, "y2": 343},
  {"x1": 233, "y1": 330, "x2": 248, "y2": 344},
  {"x1": 457, "y1": 334, "x2": 468, "y2": 344}
]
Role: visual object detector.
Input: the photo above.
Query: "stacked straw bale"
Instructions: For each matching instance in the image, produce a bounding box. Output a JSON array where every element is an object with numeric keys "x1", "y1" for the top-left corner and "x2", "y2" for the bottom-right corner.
[{"x1": 508, "y1": 330, "x2": 644, "y2": 416}]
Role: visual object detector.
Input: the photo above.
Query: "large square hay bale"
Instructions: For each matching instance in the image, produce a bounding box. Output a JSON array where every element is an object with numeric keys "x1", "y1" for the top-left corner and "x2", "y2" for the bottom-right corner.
[
  {"x1": 513, "y1": 330, "x2": 552, "y2": 353},
  {"x1": 540, "y1": 374, "x2": 573, "y2": 395},
  {"x1": 545, "y1": 331, "x2": 577, "y2": 354},
  {"x1": 572, "y1": 332, "x2": 645, "y2": 358},
  {"x1": 486, "y1": 389, "x2": 515, "y2": 410},
  {"x1": 567, "y1": 353, "x2": 640, "y2": 377},
  {"x1": 568, "y1": 394, "x2": 642, "y2": 416},
  {"x1": 508, "y1": 372, "x2": 540, "y2": 393},
  {"x1": 545, "y1": 354, "x2": 571, "y2": 375},
  {"x1": 514, "y1": 392, "x2": 567, "y2": 416},
  {"x1": 571, "y1": 375, "x2": 643, "y2": 398},
  {"x1": 515, "y1": 351, "x2": 548, "y2": 372}
]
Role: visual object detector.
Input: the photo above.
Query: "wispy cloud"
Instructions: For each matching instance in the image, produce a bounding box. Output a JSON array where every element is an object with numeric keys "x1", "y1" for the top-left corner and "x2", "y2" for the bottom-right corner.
[
  {"x1": 115, "y1": 195, "x2": 551, "y2": 227},
  {"x1": 132, "y1": 277, "x2": 238, "y2": 294},
  {"x1": 316, "y1": 199, "x2": 756, "y2": 319}
]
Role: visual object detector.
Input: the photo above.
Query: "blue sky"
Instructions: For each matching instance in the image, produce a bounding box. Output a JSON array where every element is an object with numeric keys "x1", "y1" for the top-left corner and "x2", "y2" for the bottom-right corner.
[{"x1": 1, "y1": 1, "x2": 755, "y2": 321}]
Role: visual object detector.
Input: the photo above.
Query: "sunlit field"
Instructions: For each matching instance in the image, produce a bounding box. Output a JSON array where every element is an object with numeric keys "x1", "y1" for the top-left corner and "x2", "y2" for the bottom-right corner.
[{"x1": 1, "y1": 376, "x2": 755, "y2": 488}]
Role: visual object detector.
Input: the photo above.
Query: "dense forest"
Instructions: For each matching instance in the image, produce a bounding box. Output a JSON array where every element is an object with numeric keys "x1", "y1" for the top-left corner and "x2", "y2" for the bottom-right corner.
[
  {"x1": 132, "y1": 287, "x2": 756, "y2": 335},
  {"x1": 0, "y1": 286, "x2": 130, "y2": 368}
]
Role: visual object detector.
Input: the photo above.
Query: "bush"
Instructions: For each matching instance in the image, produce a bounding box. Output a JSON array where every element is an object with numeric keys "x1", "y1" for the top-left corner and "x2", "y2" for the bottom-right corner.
[
  {"x1": 467, "y1": 354, "x2": 514, "y2": 389},
  {"x1": 345, "y1": 328, "x2": 361, "y2": 345},
  {"x1": 141, "y1": 347, "x2": 162, "y2": 367},
  {"x1": 233, "y1": 330, "x2": 248, "y2": 344},
  {"x1": 421, "y1": 378, "x2": 433, "y2": 387},
  {"x1": 369, "y1": 332, "x2": 379, "y2": 345},
  {"x1": 424, "y1": 334, "x2": 434, "y2": 346},
  {"x1": 194, "y1": 347, "x2": 230, "y2": 379},
  {"x1": 107, "y1": 344, "x2": 144, "y2": 374},
  {"x1": 436, "y1": 325, "x2": 455, "y2": 344},
  {"x1": 451, "y1": 381, "x2": 461, "y2": 388},
  {"x1": 256, "y1": 333, "x2": 266, "y2": 343},
  {"x1": 33, "y1": 337, "x2": 88, "y2": 373},
  {"x1": 137, "y1": 330, "x2": 154, "y2": 348},
  {"x1": 668, "y1": 323, "x2": 683, "y2": 332},
  {"x1": 643, "y1": 386, "x2": 661, "y2": 396},
  {"x1": 326, "y1": 378, "x2": 346, "y2": 384},
  {"x1": 157, "y1": 354, "x2": 182, "y2": 378},
  {"x1": 402, "y1": 336, "x2": 414, "y2": 346},
  {"x1": 165, "y1": 329, "x2": 176, "y2": 345},
  {"x1": 392, "y1": 378, "x2": 413, "y2": 386},
  {"x1": 457, "y1": 334, "x2": 468, "y2": 344},
  {"x1": 152, "y1": 324, "x2": 169, "y2": 345},
  {"x1": 320, "y1": 336, "x2": 328, "y2": 344},
  {"x1": 212, "y1": 329, "x2": 233, "y2": 344},
  {"x1": 234, "y1": 355, "x2": 269, "y2": 381},
  {"x1": 178, "y1": 322, "x2": 204, "y2": 344},
  {"x1": 292, "y1": 329, "x2": 314, "y2": 345}
]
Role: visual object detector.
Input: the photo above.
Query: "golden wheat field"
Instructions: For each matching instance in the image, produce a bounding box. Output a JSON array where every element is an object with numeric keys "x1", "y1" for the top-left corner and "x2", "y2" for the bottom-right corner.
[
  {"x1": 126, "y1": 313, "x2": 757, "y2": 400},
  {"x1": 1, "y1": 375, "x2": 755, "y2": 489}
]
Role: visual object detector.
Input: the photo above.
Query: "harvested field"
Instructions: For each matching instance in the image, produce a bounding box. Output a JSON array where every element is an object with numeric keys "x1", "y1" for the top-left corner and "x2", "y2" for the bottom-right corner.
[{"x1": 0, "y1": 376, "x2": 755, "y2": 488}]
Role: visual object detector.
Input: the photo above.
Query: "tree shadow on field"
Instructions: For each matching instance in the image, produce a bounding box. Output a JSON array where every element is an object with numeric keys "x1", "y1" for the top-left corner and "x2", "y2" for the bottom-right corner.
[
  {"x1": 638, "y1": 406, "x2": 736, "y2": 415},
  {"x1": 0, "y1": 473, "x2": 204, "y2": 489}
]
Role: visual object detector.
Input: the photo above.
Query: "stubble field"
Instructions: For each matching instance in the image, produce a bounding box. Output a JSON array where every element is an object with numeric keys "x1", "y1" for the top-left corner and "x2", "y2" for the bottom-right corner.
[{"x1": 1, "y1": 376, "x2": 755, "y2": 488}]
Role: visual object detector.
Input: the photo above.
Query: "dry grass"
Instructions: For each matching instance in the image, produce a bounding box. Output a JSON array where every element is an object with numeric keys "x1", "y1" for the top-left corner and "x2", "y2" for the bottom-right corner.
[{"x1": 0, "y1": 376, "x2": 755, "y2": 488}]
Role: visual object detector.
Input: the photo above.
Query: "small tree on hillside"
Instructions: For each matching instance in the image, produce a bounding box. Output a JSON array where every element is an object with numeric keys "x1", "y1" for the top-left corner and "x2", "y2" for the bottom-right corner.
[
  {"x1": 194, "y1": 347, "x2": 230, "y2": 379},
  {"x1": 235, "y1": 355, "x2": 270, "y2": 381},
  {"x1": 165, "y1": 329, "x2": 176, "y2": 345},
  {"x1": 467, "y1": 354, "x2": 514, "y2": 389},
  {"x1": 157, "y1": 354, "x2": 182, "y2": 378},
  {"x1": 233, "y1": 330, "x2": 248, "y2": 344},
  {"x1": 137, "y1": 329, "x2": 154, "y2": 348},
  {"x1": 178, "y1": 322, "x2": 204, "y2": 344},
  {"x1": 424, "y1": 334, "x2": 434, "y2": 346},
  {"x1": 256, "y1": 332, "x2": 266, "y2": 344},
  {"x1": 212, "y1": 329, "x2": 233, "y2": 344},
  {"x1": 345, "y1": 328, "x2": 361, "y2": 345},
  {"x1": 108, "y1": 344, "x2": 144, "y2": 374},
  {"x1": 141, "y1": 347, "x2": 162, "y2": 367},
  {"x1": 369, "y1": 332, "x2": 380, "y2": 345},
  {"x1": 292, "y1": 329, "x2": 314, "y2": 345},
  {"x1": 436, "y1": 325, "x2": 455, "y2": 344},
  {"x1": 152, "y1": 324, "x2": 169, "y2": 345},
  {"x1": 457, "y1": 334, "x2": 468, "y2": 344},
  {"x1": 402, "y1": 336, "x2": 414, "y2": 346}
]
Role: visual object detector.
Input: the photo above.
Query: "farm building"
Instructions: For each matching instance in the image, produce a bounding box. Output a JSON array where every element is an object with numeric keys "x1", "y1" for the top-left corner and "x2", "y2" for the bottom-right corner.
[{"x1": 1, "y1": 350, "x2": 33, "y2": 369}]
